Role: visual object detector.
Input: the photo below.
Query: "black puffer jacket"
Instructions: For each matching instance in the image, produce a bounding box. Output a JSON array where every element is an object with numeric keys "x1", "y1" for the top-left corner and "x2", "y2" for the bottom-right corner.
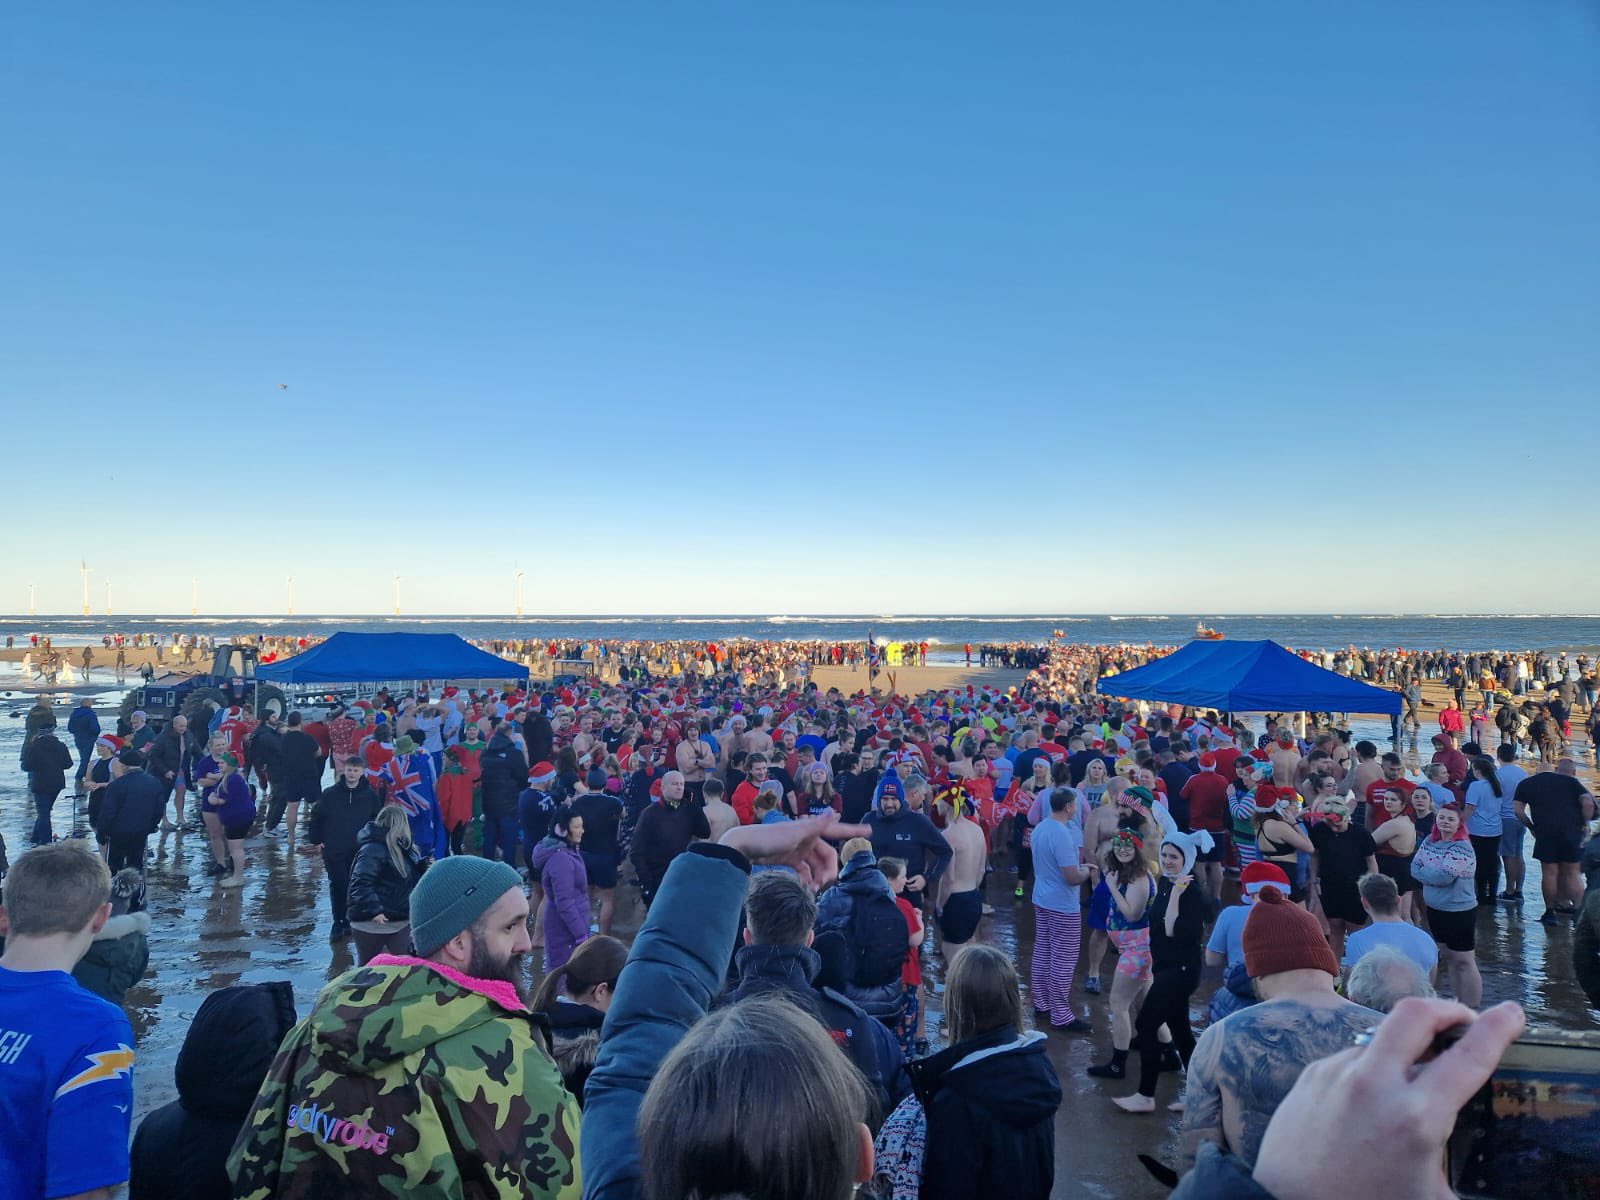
[
  {"x1": 906, "y1": 1025, "x2": 1063, "y2": 1200},
  {"x1": 346, "y1": 822, "x2": 425, "y2": 923},
  {"x1": 130, "y1": 980, "x2": 297, "y2": 1200},
  {"x1": 478, "y1": 732, "x2": 529, "y2": 819},
  {"x1": 306, "y1": 778, "x2": 381, "y2": 858}
]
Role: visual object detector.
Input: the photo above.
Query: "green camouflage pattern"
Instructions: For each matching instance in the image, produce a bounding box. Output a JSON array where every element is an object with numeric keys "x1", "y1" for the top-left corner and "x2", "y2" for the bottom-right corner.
[{"x1": 227, "y1": 961, "x2": 581, "y2": 1199}]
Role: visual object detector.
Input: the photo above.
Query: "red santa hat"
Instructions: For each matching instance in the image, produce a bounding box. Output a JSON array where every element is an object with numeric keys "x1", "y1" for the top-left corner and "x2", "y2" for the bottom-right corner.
[
  {"x1": 96, "y1": 733, "x2": 124, "y2": 754},
  {"x1": 1240, "y1": 861, "x2": 1292, "y2": 897}
]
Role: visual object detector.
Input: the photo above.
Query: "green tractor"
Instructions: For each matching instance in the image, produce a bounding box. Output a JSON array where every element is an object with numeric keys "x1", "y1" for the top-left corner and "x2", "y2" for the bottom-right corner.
[{"x1": 118, "y1": 643, "x2": 288, "y2": 733}]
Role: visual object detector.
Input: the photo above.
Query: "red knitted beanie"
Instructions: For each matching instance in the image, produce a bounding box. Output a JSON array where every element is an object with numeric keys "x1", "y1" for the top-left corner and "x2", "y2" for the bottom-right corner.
[{"x1": 1242, "y1": 887, "x2": 1338, "y2": 978}]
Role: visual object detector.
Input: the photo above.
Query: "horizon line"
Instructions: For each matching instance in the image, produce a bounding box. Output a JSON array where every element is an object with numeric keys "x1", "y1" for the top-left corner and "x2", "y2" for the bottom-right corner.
[{"x1": 3, "y1": 612, "x2": 1599, "y2": 621}]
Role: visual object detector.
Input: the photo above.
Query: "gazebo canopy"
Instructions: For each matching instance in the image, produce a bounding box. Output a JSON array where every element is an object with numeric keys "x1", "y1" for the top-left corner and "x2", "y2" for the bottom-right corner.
[
  {"x1": 256, "y1": 632, "x2": 528, "y2": 683},
  {"x1": 1097, "y1": 639, "x2": 1401, "y2": 715}
]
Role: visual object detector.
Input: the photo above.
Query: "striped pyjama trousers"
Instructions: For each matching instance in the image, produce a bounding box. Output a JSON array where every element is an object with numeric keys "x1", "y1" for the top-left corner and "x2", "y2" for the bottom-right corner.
[{"x1": 1031, "y1": 905, "x2": 1082, "y2": 1026}]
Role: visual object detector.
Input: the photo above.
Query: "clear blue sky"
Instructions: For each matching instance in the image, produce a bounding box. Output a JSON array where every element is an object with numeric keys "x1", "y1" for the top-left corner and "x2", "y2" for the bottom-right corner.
[{"x1": 4, "y1": 3, "x2": 1596, "y2": 615}]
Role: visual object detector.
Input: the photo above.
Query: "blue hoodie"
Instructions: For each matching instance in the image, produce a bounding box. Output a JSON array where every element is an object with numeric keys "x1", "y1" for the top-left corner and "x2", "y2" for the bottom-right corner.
[{"x1": 863, "y1": 777, "x2": 952, "y2": 892}]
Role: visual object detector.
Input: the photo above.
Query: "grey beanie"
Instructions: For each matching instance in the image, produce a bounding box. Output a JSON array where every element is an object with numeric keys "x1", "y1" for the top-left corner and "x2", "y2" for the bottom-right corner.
[{"x1": 409, "y1": 857, "x2": 524, "y2": 956}]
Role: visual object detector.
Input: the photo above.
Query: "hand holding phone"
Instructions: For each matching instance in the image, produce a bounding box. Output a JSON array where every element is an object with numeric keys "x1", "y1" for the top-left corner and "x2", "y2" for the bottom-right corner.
[{"x1": 1252, "y1": 998, "x2": 1525, "y2": 1200}]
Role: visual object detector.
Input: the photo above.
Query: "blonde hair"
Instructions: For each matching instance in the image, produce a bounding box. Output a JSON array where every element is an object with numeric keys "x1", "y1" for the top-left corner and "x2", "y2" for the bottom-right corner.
[
  {"x1": 373, "y1": 804, "x2": 413, "y2": 878},
  {"x1": 839, "y1": 837, "x2": 873, "y2": 864}
]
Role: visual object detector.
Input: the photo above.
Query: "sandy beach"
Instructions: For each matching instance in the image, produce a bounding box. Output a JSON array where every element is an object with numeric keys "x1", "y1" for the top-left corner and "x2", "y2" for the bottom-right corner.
[{"x1": 808, "y1": 661, "x2": 1026, "y2": 695}]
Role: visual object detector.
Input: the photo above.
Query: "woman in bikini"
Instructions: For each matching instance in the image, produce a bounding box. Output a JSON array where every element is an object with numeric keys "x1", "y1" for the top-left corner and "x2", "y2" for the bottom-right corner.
[
  {"x1": 1086, "y1": 828, "x2": 1159, "y2": 1081},
  {"x1": 1254, "y1": 791, "x2": 1314, "y2": 905},
  {"x1": 1371, "y1": 785, "x2": 1420, "y2": 921}
]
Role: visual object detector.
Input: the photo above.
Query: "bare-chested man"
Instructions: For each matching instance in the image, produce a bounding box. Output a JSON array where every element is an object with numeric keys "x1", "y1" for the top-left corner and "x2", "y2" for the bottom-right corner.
[
  {"x1": 744, "y1": 713, "x2": 775, "y2": 759},
  {"x1": 699, "y1": 777, "x2": 741, "y2": 842},
  {"x1": 934, "y1": 786, "x2": 989, "y2": 959},
  {"x1": 1269, "y1": 729, "x2": 1303, "y2": 795},
  {"x1": 675, "y1": 721, "x2": 717, "y2": 803},
  {"x1": 571, "y1": 711, "x2": 598, "y2": 760},
  {"x1": 719, "y1": 714, "x2": 748, "y2": 773},
  {"x1": 1344, "y1": 740, "x2": 1383, "y2": 825}
]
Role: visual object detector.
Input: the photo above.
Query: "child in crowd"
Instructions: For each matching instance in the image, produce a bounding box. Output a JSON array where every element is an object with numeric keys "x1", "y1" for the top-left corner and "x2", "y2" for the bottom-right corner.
[{"x1": 880, "y1": 856, "x2": 926, "y2": 1056}]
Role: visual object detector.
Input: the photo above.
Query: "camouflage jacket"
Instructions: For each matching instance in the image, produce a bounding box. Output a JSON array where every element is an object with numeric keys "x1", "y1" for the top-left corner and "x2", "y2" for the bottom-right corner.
[{"x1": 227, "y1": 955, "x2": 581, "y2": 1199}]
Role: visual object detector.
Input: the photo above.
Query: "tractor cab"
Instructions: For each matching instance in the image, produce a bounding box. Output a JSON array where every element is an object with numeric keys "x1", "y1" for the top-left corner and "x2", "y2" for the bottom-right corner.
[{"x1": 211, "y1": 645, "x2": 260, "y2": 705}]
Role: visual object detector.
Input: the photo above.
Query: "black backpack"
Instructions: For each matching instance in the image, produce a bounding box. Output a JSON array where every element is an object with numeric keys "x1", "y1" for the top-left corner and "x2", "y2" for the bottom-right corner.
[{"x1": 847, "y1": 889, "x2": 910, "y2": 988}]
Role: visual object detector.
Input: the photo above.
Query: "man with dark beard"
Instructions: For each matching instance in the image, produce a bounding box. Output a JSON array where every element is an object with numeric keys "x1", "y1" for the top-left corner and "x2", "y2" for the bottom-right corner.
[{"x1": 228, "y1": 855, "x2": 581, "y2": 1199}]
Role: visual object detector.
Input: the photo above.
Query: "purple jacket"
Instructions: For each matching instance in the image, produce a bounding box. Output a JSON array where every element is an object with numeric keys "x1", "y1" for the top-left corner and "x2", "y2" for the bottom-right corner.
[
  {"x1": 208, "y1": 772, "x2": 256, "y2": 830},
  {"x1": 532, "y1": 836, "x2": 589, "y2": 971}
]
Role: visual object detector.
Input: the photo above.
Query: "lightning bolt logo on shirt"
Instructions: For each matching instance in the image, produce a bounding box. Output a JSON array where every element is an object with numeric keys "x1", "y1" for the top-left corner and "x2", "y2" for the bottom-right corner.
[{"x1": 55, "y1": 1045, "x2": 135, "y2": 1098}]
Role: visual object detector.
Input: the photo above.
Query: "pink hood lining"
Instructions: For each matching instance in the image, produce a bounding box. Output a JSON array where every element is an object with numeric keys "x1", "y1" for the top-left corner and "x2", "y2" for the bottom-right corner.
[{"x1": 368, "y1": 953, "x2": 527, "y2": 1013}]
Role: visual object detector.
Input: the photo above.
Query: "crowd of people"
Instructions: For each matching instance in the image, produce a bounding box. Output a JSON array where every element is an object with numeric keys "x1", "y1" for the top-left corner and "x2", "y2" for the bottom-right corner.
[{"x1": 3, "y1": 636, "x2": 1597, "y2": 1199}]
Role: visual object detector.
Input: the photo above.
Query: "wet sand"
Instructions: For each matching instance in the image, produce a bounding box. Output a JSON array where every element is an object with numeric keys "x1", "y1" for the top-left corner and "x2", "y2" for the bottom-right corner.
[
  {"x1": 808, "y1": 661, "x2": 1028, "y2": 695},
  {"x1": 2, "y1": 663, "x2": 1595, "y2": 1198}
]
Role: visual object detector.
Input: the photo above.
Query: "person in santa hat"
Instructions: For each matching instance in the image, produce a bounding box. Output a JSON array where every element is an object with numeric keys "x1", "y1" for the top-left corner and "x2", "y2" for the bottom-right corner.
[
  {"x1": 1180, "y1": 752, "x2": 1232, "y2": 901},
  {"x1": 85, "y1": 734, "x2": 124, "y2": 857}
]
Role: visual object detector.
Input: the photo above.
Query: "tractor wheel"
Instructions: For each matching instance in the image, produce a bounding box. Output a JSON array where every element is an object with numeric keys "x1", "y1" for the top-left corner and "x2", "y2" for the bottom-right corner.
[
  {"x1": 255, "y1": 684, "x2": 288, "y2": 723},
  {"x1": 181, "y1": 687, "x2": 230, "y2": 739}
]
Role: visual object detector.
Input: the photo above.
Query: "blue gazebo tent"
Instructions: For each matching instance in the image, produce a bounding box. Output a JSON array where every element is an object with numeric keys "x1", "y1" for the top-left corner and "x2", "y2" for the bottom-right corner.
[
  {"x1": 1097, "y1": 639, "x2": 1401, "y2": 715},
  {"x1": 256, "y1": 632, "x2": 528, "y2": 683}
]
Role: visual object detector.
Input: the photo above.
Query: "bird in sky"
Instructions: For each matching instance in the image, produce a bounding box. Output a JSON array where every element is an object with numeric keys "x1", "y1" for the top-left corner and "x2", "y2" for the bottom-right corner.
[{"x1": 277, "y1": 383, "x2": 289, "y2": 390}]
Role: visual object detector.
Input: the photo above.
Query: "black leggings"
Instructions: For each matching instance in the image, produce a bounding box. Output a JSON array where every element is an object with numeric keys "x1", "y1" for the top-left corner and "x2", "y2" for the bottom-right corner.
[
  {"x1": 1135, "y1": 960, "x2": 1199, "y2": 1097},
  {"x1": 1470, "y1": 834, "x2": 1502, "y2": 901}
]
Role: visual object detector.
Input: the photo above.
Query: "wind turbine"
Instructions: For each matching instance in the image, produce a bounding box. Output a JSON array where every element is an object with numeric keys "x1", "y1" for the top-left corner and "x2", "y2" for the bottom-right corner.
[
  {"x1": 393, "y1": 574, "x2": 402, "y2": 617},
  {"x1": 287, "y1": 575, "x2": 295, "y2": 616},
  {"x1": 515, "y1": 570, "x2": 525, "y2": 619},
  {"x1": 191, "y1": 577, "x2": 198, "y2": 617},
  {"x1": 105, "y1": 580, "x2": 113, "y2": 617},
  {"x1": 80, "y1": 561, "x2": 92, "y2": 616},
  {"x1": 28, "y1": 582, "x2": 35, "y2": 618}
]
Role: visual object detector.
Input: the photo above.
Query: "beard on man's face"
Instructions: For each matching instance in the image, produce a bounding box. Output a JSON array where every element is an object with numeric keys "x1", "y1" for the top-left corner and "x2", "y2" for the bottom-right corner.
[{"x1": 467, "y1": 940, "x2": 528, "y2": 1001}]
